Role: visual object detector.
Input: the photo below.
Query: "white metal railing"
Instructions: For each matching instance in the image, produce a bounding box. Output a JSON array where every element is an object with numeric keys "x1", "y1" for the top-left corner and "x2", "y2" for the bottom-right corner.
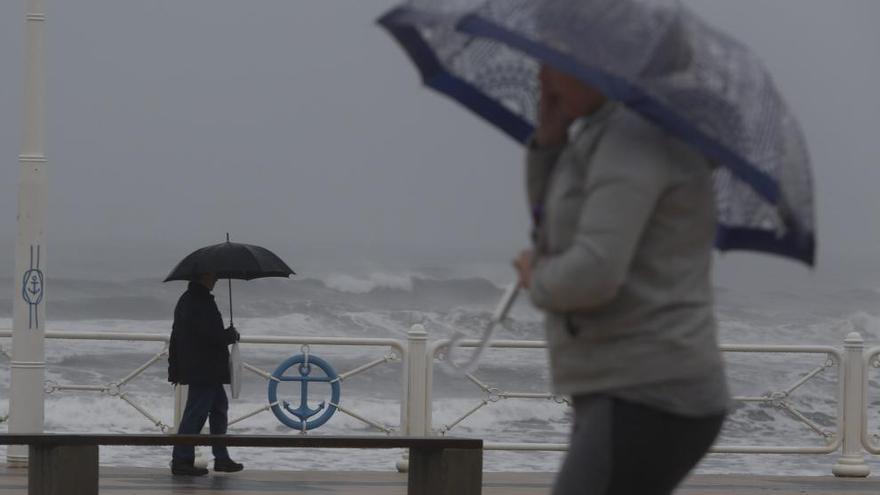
[
  {"x1": 0, "y1": 328, "x2": 879, "y2": 476},
  {"x1": 224, "y1": 337, "x2": 405, "y2": 435},
  {"x1": 427, "y1": 338, "x2": 569, "y2": 452},
  {"x1": 0, "y1": 330, "x2": 405, "y2": 438},
  {"x1": 0, "y1": 336, "x2": 8, "y2": 427},
  {"x1": 1, "y1": 331, "x2": 173, "y2": 432},
  {"x1": 712, "y1": 344, "x2": 842, "y2": 455},
  {"x1": 863, "y1": 345, "x2": 880, "y2": 455},
  {"x1": 424, "y1": 340, "x2": 845, "y2": 454}
]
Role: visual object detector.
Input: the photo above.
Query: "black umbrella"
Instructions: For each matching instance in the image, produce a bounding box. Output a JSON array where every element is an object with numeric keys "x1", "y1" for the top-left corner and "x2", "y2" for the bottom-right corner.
[{"x1": 164, "y1": 234, "x2": 295, "y2": 326}]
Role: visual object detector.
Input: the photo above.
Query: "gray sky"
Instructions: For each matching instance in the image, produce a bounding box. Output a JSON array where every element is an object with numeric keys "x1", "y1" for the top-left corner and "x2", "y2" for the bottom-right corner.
[{"x1": 0, "y1": 1, "x2": 878, "y2": 287}]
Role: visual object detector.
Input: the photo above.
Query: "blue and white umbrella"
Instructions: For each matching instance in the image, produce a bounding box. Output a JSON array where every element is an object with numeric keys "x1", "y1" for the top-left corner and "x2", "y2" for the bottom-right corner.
[{"x1": 379, "y1": 0, "x2": 816, "y2": 265}]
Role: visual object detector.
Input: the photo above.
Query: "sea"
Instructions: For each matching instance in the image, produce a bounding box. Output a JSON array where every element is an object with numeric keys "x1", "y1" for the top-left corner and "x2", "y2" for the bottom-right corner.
[{"x1": 1, "y1": 268, "x2": 880, "y2": 475}]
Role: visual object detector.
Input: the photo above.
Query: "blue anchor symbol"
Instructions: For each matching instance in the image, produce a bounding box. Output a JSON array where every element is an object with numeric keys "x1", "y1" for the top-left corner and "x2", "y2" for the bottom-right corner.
[
  {"x1": 282, "y1": 362, "x2": 327, "y2": 422},
  {"x1": 29, "y1": 275, "x2": 41, "y2": 297},
  {"x1": 268, "y1": 353, "x2": 341, "y2": 431},
  {"x1": 21, "y1": 245, "x2": 43, "y2": 329}
]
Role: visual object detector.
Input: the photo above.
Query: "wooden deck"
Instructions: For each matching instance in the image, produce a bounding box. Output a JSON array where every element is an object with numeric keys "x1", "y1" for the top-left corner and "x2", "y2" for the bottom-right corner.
[{"x1": 3, "y1": 464, "x2": 880, "y2": 494}]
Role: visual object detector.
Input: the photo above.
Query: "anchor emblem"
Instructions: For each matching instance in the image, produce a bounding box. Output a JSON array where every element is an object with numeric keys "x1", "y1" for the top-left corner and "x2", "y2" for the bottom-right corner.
[
  {"x1": 282, "y1": 361, "x2": 327, "y2": 421},
  {"x1": 268, "y1": 349, "x2": 341, "y2": 431},
  {"x1": 21, "y1": 245, "x2": 44, "y2": 329}
]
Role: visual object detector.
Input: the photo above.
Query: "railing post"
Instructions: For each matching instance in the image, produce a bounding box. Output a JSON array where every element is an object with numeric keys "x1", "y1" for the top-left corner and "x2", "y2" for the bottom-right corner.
[
  {"x1": 404, "y1": 324, "x2": 430, "y2": 437},
  {"x1": 832, "y1": 332, "x2": 870, "y2": 477},
  {"x1": 397, "y1": 324, "x2": 429, "y2": 472}
]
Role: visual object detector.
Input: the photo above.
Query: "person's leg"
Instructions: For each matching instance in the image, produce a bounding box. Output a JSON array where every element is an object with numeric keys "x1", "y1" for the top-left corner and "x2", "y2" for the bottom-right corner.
[
  {"x1": 552, "y1": 395, "x2": 614, "y2": 495},
  {"x1": 172, "y1": 384, "x2": 213, "y2": 465},
  {"x1": 209, "y1": 384, "x2": 244, "y2": 472},
  {"x1": 208, "y1": 384, "x2": 230, "y2": 461},
  {"x1": 606, "y1": 399, "x2": 725, "y2": 495}
]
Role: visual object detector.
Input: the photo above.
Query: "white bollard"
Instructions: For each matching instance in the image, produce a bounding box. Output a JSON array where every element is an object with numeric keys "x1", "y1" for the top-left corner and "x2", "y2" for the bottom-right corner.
[
  {"x1": 832, "y1": 332, "x2": 870, "y2": 477},
  {"x1": 397, "y1": 324, "x2": 430, "y2": 472}
]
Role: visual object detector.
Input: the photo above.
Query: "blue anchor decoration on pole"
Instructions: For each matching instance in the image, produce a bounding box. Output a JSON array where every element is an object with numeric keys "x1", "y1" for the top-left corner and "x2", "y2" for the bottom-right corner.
[
  {"x1": 21, "y1": 245, "x2": 44, "y2": 329},
  {"x1": 268, "y1": 348, "x2": 340, "y2": 431}
]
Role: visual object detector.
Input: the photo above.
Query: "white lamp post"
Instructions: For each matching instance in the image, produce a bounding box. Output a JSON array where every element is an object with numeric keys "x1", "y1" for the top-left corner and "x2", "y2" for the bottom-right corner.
[{"x1": 8, "y1": 0, "x2": 48, "y2": 466}]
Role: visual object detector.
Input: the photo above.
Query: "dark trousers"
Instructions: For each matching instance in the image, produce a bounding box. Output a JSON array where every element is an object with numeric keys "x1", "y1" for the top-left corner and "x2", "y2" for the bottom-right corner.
[
  {"x1": 553, "y1": 395, "x2": 725, "y2": 495},
  {"x1": 172, "y1": 384, "x2": 230, "y2": 464}
]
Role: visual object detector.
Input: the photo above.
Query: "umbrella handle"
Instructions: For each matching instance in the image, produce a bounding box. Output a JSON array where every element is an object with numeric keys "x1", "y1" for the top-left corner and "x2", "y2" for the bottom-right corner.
[
  {"x1": 442, "y1": 282, "x2": 521, "y2": 376},
  {"x1": 228, "y1": 278, "x2": 234, "y2": 327},
  {"x1": 226, "y1": 233, "x2": 234, "y2": 327}
]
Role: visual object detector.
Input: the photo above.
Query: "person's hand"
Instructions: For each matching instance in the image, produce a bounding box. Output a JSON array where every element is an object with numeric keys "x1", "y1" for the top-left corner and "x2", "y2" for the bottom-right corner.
[
  {"x1": 513, "y1": 249, "x2": 535, "y2": 289},
  {"x1": 534, "y1": 73, "x2": 573, "y2": 148},
  {"x1": 227, "y1": 325, "x2": 240, "y2": 343}
]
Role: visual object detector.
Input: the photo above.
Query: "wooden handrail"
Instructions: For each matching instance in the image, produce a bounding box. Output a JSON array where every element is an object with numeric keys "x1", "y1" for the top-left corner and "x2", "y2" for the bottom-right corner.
[{"x1": 0, "y1": 433, "x2": 482, "y2": 449}]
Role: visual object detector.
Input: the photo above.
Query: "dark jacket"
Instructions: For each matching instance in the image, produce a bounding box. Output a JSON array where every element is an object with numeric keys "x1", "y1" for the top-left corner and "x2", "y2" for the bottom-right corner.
[{"x1": 168, "y1": 282, "x2": 236, "y2": 385}]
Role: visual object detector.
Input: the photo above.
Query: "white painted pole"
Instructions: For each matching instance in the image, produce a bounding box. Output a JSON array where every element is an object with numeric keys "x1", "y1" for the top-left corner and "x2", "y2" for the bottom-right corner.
[
  {"x1": 7, "y1": 0, "x2": 48, "y2": 466},
  {"x1": 404, "y1": 324, "x2": 429, "y2": 437},
  {"x1": 832, "y1": 332, "x2": 870, "y2": 477},
  {"x1": 396, "y1": 324, "x2": 429, "y2": 472}
]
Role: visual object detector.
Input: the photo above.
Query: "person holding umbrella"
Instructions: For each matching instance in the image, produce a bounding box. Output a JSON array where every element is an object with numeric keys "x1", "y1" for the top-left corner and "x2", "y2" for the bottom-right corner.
[
  {"x1": 167, "y1": 272, "x2": 242, "y2": 476},
  {"x1": 166, "y1": 236, "x2": 294, "y2": 476},
  {"x1": 514, "y1": 65, "x2": 728, "y2": 494},
  {"x1": 380, "y1": 1, "x2": 816, "y2": 493}
]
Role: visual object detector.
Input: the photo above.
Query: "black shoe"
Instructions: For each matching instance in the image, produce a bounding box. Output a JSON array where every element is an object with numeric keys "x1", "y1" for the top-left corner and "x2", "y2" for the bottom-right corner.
[
  {"x1": 214, "y1": 458, "x2": 244, "y2": 473},
  {"x1": 171, "y1": 462, "x2": 209, "y2": 476}
]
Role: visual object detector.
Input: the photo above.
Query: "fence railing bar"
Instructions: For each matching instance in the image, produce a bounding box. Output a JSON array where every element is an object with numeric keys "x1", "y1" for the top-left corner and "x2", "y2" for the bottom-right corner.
[
  {"x1": 438, "y1": 400, "x2": 488, "y2": 435},
  {"x1": 118, "y1": 392, "x2": 169, "y2": 432},
  {"x1": 778, "y1": 402, "x2": 833, "y2": 440},
  {"x1": 721, "y1": 345, "x2": 841, "y2": 355},
  {"x1": 336, "y1": 356, "x2": 394, "y2": 382},
  {"x1": 228, "y1": 404, "x2": 275, "y2": 427},
  {"x1": 330, "y1": 402, "x2": 394, "y2": 434},
  {"x1": 501, "y1": 392, "x2": 555, "y2": 400},
  {"x1": 117, "y1": 348, "x2": 168, "y2": 387},
  {"x1": 52, "y1": 384, "x2": 108, "y2": 393},
  {"x1": 432, "y1": 339, "x2": 548, "y2": 350},
  {"x1": 712, "y1": 443, "x2": 839, "y2": 454},
  {"x1": 243, "y1": 362, "x2": 277, "y2": 381},
  {"x1": 238, "y1": 336, "x2": 405, "y2": 351},
  {"x1": 783, "y1": 363, "x2": 833, "y2": 396},
  {"x1": 464, "y1": 373, "x2": 492, "y2": 393},
  {"x1": 0, "y1": 331, "x2": 407, "y2": 351}
]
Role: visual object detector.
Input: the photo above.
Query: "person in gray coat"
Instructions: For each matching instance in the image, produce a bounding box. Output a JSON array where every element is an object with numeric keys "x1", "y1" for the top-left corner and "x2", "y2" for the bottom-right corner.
[{"x1": 513, "y1": 65, "x2": 729, "y2": 495}]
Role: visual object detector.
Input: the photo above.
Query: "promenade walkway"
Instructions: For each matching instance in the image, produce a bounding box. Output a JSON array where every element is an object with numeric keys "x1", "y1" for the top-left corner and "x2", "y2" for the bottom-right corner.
[{"x1": 2, "y1": 465, "x2": 880, "y2": 494}]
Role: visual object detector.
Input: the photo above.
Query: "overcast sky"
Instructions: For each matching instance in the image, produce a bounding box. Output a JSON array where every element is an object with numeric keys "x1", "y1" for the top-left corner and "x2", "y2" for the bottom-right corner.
[{"x1": 0, "y1": 1, "x2": 878, "y2": 288}]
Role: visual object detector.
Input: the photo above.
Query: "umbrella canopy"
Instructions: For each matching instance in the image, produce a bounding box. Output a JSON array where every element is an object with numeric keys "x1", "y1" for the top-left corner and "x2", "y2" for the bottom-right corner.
[
  {"x1": 164, "y1": 237, "x2": 295, "y2": 328},
  {"x1": 164, "y1": 241, "x2": 295, "y2": 282},
  {"x1": 379, "y1": 0, "x2": 816, "y2": 265}
]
